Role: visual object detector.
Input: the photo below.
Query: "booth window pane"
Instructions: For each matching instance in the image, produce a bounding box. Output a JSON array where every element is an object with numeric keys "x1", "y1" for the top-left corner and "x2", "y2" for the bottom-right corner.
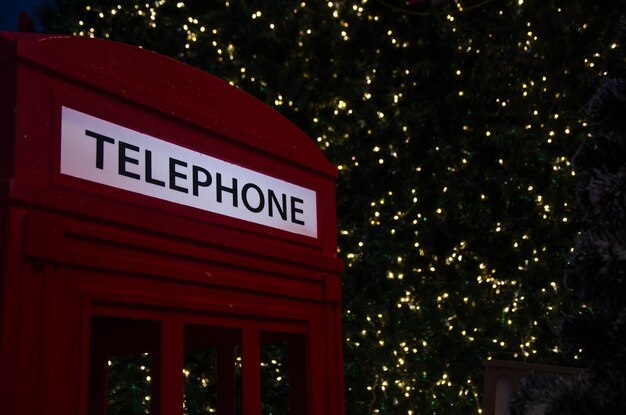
[
  {"x1": 260, "y1": 332, "x2": 308, "y2": 415},
  {"x1": 260, "y1": 341, "x2": 288, "y2": 415},
  {"x1": 184, "y1": 325, "x2": 242, "y2": 415},
  {"x1": 108, "y1": 353, "x2": 153, "y2": 415},
  {"x1": 88, "y1": 316, "x2": 160, "y2": 415}
]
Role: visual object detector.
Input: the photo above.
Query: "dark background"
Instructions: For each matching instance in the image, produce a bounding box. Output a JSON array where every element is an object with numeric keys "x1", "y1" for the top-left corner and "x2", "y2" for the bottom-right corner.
[{"x1": 0, "y1": 0, "x2": 44, "y2": 31}]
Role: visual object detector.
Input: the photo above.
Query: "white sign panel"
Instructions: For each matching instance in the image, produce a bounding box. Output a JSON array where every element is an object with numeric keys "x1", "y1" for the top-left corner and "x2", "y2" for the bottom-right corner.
[{"x1": 60, "y1": 107, "x2": 318, "y2": 238}]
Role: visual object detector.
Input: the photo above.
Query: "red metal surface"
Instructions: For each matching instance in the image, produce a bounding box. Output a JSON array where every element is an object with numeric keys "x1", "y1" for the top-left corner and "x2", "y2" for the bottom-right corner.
[{"x1": 0, "y1": 32, "x2": 344, "y2": 415}]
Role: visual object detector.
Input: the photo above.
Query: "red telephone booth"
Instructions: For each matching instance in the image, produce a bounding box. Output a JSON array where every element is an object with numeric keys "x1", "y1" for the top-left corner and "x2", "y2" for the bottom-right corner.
[{"x1": 0, "y1": 32, "x2": 344, "y2": 415}]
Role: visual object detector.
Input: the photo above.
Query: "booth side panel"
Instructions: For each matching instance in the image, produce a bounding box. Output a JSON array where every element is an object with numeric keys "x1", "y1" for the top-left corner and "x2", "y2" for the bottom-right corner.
[
  {"x1": 319, "y1": 179, "x2": 340, "y2": 257},
  {"x1": 0, "y1": 209, "x2": 85, "y2": 415},
  {"x1": 327, "y1": 301, "x2": 346, "y2": 415},
  {"x1": 37, "y1": 263, "x2": 84, "y2": 415},
  {"x1": 0, "y1": 45, "x2": 19, "y2": 404},
  {"x1": 0, "y1": 207, "x2": 20, "y2": 415},
  {"x1": 324, "y1": 274, "x2": 345, "y2": 415},
  {"x1": 0, "y1": 208, "x2": 43, "y2": 415},
  {"x1": 0, "y1": 50, "x2": 16, "y2": 180},
  {"x1": 13, "y1": 64, "x2": 54, "y2": 182},
  {"x1": 305, "y1": 300, "x2": 342, "y2": 415}
]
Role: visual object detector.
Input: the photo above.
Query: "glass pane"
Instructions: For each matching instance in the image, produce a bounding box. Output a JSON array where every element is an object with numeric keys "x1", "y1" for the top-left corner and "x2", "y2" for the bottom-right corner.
[
  {"x1": 108, "y1": 353, "x2": 152, "y2": 415},
  {"x1": 88, "y1": 316, "x2": 159, "y2": 415},
  {"x1": 260, "y1": 332, "x2": 307, "y2": 415},
  {"x1": 184, "y1": 346, "x2": 218, "y2": 413},
  {"x1": 260, "y1": 341, "x2": 289, "y2": 415},
  {"x1": 184, "y1": 325, "x2": 242, "y2": 415}
]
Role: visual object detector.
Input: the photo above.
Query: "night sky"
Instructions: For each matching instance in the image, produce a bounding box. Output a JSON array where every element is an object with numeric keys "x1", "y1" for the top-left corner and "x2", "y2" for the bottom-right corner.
[{"x1": 0, "y1": 0, "x2": 45, "y2": 31}]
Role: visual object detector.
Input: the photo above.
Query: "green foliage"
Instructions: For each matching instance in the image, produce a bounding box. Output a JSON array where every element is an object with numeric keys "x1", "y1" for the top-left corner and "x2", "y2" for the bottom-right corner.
[
  {"x1": 512, "y1": 49, "x2": 626, "y2": 415},
  {"x1": 107, "y1": 354, "x2": 152, "y2": 415},
  {"x1": 39, "y1": 0, "x2": 626, "y2": 413}
]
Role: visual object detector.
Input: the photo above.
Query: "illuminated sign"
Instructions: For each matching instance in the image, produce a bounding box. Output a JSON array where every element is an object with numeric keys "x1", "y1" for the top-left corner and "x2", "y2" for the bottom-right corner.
[{"x1": 60, "y1": 107, "x2": 318, "y2": 237}]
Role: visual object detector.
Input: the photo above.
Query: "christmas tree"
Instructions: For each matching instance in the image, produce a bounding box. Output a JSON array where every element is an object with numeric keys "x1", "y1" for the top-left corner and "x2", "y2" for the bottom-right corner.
[
  {"x1": 510, "y1": 30, "x2": 626, "y2": 414},
  {"x1": 37, "y1": 1, "x2": 626, "y2": 413}
]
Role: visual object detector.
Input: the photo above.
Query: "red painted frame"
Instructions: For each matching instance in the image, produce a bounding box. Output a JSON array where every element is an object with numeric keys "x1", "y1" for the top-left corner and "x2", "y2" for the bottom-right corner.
[{"x1": 0, "y1": 32, "x2": 344, "y2": 415}]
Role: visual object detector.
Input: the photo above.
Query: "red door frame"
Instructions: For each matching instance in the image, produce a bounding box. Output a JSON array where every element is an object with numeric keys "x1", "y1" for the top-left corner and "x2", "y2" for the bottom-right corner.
[{"x1": 84, "y1": 292, "x2": 312, "y2": 415}]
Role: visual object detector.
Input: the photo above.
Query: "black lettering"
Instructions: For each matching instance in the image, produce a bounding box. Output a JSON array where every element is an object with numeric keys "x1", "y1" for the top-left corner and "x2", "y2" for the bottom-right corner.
[
  {"x1": 118, "y1": 141, "x2": 140, "y2": 180},
  {"x1": 290, "y1": 196, "x2": 305, "y2": 225},
  {"x1": 85, "y1": 130, "x2": 115, "y2": 169},
  {"x1": 242, "y1": 183, "x2": 265, "y2": 213},
  {"x1": 145, "y1": 149, "x2": 165, "y2": 187},
  {"x1": 169, "y1": 158, "x2": 188, "y2": 193},
  {"x1": 192, "y1": 165, "x2": 212, "y2": 196},
  {"x1": 216, "y1": 173, "x2": 238, "y2": 207},
  {"x1": 268, "y1": 190, "x2": 287, "y2": 220}
]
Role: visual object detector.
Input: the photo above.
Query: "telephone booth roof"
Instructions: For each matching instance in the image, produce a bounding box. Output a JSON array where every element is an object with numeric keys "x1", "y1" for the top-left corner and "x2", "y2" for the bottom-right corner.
[{"x1": 0, "y1": 32, "x2": 337, "y2": 178}]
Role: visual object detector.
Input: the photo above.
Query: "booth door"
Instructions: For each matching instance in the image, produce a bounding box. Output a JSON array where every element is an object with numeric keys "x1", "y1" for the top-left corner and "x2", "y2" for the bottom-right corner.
[
  {"x1": 16, "y1": 212, "x2": 328, "y2": 415},
  {"x1": 85, "y1": 307, "x2": 310, "y2": 415}
]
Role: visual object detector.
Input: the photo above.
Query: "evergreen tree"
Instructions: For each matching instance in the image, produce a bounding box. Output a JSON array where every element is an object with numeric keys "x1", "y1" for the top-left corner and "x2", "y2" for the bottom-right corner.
[
  {"x1": 38, "y1": 1, "x2": 626, "y2": 413},
  {"x1": 511, "y1": 29, "x2": 626, "y2": 415}
]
